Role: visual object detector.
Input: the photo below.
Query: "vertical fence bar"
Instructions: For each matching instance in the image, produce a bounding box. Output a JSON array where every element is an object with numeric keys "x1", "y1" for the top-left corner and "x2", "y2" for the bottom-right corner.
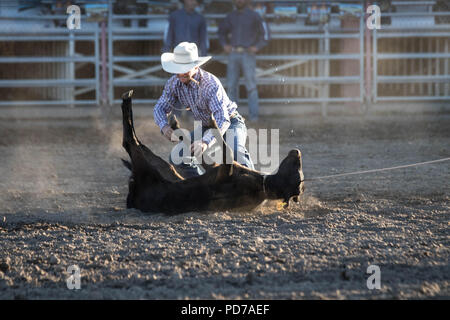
[
  {"x1": 50, "y1": 42, "x2": 54, "y2": 100},
  {"x1": 291, "y1": 39, "x2": 295, "y2": 98},
  {"x1": 372, "y1": 27, "x2": 377, "y2": 103},
  {"x1": 61, "y1": 36, "x2": 67, "y2": 102},
  {"x1": 419, "y1": 38, "x2": 424, "y2": 96},
  {"x1": 321, "y1": 24, "x2": 329, "y2": 116},
  {"x1": 359, "y1": 11, "x2": 364, "y2": 104},
  {"x1": 95, "y1": 25, "x2": 100, "y2": 105},
  {"x1": 435, "y1": 39, "x2": 440, "y2": 96},
  {"x1": 305, "y1": 40, "x2": 309, "y2": 98},
  {"x1": 408, "y1": 39, "x2": 414, "y2": 95},
  {"x1": 401, "y1": 38, "x2": 406, "y2": 97},
  {"x1": 391, "y1": 38, "x2": 396, "y2": 94},
  {"x1": 427, "y1": 38, "x2": 432, "y2": 95},
  {"x1": 325, "y1": 25, "x2": 329, "y2": 105},
  {"x1": 69, "y1": 32, "x2": 75, "y2": 107},
  {"x1": 445, "y1": 38, "x2": 449, "y2": 96},
  {"x1": 365, "y1": 8, "x2": 372, "y2": 104},
  {"x1": 101, "y1": 20, "x2": 108, "y2": 106},
  {"x1": 312, "y1": 40, "x2": 317, "y2": 99},
  {"x1": 108, "y1": 0, "x2": 113, "y2": 105}
]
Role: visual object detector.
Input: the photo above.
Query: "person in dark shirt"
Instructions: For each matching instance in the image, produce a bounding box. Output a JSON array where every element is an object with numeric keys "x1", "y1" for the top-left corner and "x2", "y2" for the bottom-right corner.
[
  {"x1": 163, "y1": 0, "x2": 208, "y2": 56},
  {"x1": 218, "y1": 0, "x2": 269, "y2": 121}
]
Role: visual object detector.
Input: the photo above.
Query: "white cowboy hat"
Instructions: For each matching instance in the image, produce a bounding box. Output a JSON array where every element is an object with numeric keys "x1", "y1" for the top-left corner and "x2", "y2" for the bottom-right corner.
[{"x1": 161, "y1": 42, "x2": 211, "y2": 74}]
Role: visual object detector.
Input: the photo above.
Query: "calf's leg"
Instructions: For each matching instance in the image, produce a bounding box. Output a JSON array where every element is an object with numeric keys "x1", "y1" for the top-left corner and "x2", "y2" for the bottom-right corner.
[{"x1": 121, "y1": 90, "x2": 184, "y2": 183}]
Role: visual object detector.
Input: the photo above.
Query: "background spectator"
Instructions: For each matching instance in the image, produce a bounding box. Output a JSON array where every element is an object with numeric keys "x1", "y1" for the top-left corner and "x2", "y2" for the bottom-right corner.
[
  {"x1": 162, "y1": 0, "x2": 208, "y2": 56},
  {"x1": 218, "y1": 0, "x2": 269, "y2": 121}
]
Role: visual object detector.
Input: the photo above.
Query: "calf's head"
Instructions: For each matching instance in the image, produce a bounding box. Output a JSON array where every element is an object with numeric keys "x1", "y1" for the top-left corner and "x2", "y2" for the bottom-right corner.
[{"x1": 265, "y1": 149, "x2": 305, "y2": 206}]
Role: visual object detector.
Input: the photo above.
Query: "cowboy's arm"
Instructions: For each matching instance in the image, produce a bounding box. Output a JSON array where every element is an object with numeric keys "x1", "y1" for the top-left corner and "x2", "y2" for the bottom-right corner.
[
  {"x1": 153, "y1": 80, "x2": 176, "y2": 132},
  {"x1": 202, "y1": 86, "x2": 231, "y2": 147}
]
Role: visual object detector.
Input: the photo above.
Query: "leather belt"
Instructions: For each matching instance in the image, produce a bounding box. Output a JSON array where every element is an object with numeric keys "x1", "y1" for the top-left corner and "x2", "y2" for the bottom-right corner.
[
  {"x1": 205, "y1": 112, "x2": 239, "y2": 129},
  {"x1": 232, "y1": 46, "x2": 246, "y2": 53}
]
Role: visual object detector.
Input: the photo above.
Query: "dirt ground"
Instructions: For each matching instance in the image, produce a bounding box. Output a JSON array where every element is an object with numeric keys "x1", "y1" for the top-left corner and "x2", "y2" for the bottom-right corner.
[{"x1": 0, "y1": 109, "x2": 449, "y2": 299}]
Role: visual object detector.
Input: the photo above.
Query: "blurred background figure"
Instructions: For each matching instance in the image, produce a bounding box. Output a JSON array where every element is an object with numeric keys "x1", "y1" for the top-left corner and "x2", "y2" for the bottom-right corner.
[
  {"x1": 52, "y1": 0, "x2": 72, "y2": 28},
  {"x1": 114, "y1": 0, "x2": 148, "y2": 27},
  {"x1": 218, "y1": 0, "x2": 269, "y2": 122},
  {"x1": 162, "y1": 0, "x2": 208, "y2": 118},
  {"x1": 162, "y1": 0, "x2": 208, "y2": 56}
]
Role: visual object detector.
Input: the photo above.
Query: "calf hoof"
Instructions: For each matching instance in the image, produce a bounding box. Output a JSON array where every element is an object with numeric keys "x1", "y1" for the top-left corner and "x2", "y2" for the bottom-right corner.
[{"x1": 122, "y1": 90, "x2": 134, "y2": 100}]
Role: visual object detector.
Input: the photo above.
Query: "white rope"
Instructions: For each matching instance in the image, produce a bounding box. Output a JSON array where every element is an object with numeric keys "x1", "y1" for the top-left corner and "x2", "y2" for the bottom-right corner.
[{"x1": 305, "y1": 157, "x2": 450, "y2": 182}]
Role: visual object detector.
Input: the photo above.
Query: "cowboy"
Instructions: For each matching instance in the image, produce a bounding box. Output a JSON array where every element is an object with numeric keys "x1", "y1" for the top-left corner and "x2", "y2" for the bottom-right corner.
[{"x1": 153, "y1": 42, "x2": 255, "y2": 178}]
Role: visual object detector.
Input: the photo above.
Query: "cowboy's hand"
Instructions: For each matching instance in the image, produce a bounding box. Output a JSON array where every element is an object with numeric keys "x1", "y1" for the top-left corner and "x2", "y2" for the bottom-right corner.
[
  {"x1": 161, "y1": 125, "x2": 179, "y2": 142},
  {"x1": 248, "y1": 46, "x2": 258, "y2": 54},
  {"x1": 224, "y1": 45, "x2": 232, "y2": 54},
  {"x1": 191, "y1": 140, "x2": 207, "y2": 157}
]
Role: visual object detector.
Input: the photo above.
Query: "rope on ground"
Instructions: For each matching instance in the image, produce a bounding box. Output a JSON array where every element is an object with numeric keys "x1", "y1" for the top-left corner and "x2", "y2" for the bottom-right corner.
[{"x1": 305, "y1": 157, "x2": 450, "y2": 182}]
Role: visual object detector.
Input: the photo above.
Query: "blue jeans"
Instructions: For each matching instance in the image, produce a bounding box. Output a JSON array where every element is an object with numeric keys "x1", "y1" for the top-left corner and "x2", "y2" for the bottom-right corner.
[
  {"x1": 227, "y1": 52, "x2": 259, "y2": 121},
  {"x1": 169, "y1": 113, "x2": 255, "y2": 178}
]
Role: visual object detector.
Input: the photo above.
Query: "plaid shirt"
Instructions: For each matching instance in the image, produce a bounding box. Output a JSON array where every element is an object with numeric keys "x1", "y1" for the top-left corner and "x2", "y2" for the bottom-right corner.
[{"x1": 153, "y1": 68, "x2": 237, "y2": 145}]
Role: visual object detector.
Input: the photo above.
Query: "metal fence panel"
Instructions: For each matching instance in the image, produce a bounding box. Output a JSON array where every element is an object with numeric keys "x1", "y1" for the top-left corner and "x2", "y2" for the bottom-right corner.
[
  {"x1": 0, "y1": 14, "x2": 100, "y2": 107},
  {"x1": 372, "y1": 8, "x2": 450, "y2": 103},
  {"x1": 0, "y1": 2, "x2": 449, "y2": 109},
  {"x1": 108, "y1": 11, "x2": 366, "y2": 110}
]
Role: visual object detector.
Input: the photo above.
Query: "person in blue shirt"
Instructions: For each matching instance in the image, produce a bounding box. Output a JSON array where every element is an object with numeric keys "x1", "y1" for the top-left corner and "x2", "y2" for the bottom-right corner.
[
  {"x1": 218, "y1": 0, "x2": 270, "y2": 121},
  {"x1": 162, "y1": 0, "x2": 208, "y2": 56}
]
